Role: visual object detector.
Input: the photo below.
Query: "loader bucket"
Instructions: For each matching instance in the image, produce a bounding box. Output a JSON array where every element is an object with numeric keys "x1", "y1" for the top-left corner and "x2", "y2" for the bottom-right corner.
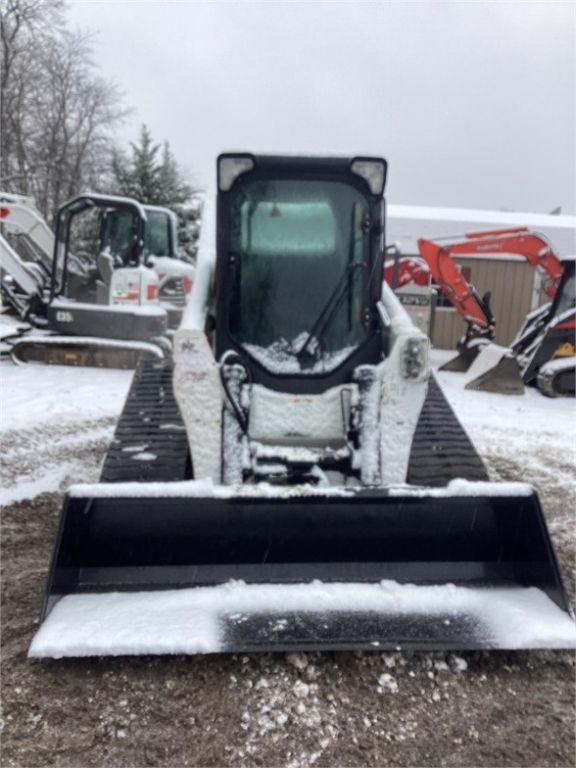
[
  {"x1": 29, "y1": 482, "x2": 575, "y2": 657},
  {"x1": 464, "y1": 343, "x2": 525, "y2": 395}
]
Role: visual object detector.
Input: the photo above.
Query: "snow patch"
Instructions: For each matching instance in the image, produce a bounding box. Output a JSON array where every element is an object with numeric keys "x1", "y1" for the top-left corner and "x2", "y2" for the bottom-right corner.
[
  {"x1": 0, "y1": 361, "x2": 133, "y2": 433},
  {"x1": 67, "y1": 479, "x2": 354, "y2": 499},
  {"x1": 388, "y1": 479, "x2": 534, "y2": 498},
  {"x1": 29, "y1": 580, "x2": 576, "y2": 658},
  {"x1": 1, "y1": 461, "x2": 83, "y2": 505},
  {"x1": 244, "y1": 340, "x2": 354, "y2": 375},
  {"x1": 67, "y1": 478, "x2": 533, "y2": 500}
]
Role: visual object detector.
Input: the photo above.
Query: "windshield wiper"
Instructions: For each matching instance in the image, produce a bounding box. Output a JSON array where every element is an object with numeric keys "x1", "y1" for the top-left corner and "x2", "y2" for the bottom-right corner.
[{"x1": 296, "y1": 260, "x2": 365, "y2": 369}]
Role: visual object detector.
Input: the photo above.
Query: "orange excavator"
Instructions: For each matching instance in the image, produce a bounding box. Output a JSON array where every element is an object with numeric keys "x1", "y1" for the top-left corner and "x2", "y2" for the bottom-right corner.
[
  {"x1": 408, "y1": 227, "x2": 574, "y2": 396},
  {"x1": 417, "y1": 227, "x2": 562, "y2": 362}
]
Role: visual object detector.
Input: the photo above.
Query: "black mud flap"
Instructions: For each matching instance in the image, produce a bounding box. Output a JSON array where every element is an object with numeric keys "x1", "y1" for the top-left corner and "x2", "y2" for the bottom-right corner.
[
  {"x1": 11, "y1": 338, "x2": 163, "y2": 369},
  {"x1": 29, "y1": 486, "x2": 575, "y2": 656},
  {"x1": 465, "y1": 355, "x2": 525, "y2": 395}
]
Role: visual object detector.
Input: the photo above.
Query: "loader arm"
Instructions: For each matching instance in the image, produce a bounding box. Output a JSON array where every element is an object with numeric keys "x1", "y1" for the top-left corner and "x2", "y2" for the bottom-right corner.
[{"x1": 459, "y1": 227, "x2": 563, "y2": 298}]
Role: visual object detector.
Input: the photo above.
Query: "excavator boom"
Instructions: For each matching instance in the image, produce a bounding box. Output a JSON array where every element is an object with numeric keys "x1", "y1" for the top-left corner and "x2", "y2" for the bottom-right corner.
[
  {"x1": 417, "y1": 227, "x2": 564, "y2": 329},
  {"x1": 461, "y1": 228, "x2": 563, "y2": 298},
  {"x1": 417, "y1": 238, "x2": 494, "y2": 336}
]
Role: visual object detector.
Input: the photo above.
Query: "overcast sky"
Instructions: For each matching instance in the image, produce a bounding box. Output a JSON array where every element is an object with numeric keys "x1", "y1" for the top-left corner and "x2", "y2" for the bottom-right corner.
[{"x1": 68, "y1": 1, "x2": 575, "y2": 213}]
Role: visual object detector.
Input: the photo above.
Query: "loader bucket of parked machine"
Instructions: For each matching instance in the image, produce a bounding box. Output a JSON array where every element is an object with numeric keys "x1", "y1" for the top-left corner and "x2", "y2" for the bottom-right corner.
[
  {"x1": 29, "y1": 482, "x2": 575, "y2": 657},
  {"x1": 464, "y1": 344, "x2": 525, "y2": 395}
]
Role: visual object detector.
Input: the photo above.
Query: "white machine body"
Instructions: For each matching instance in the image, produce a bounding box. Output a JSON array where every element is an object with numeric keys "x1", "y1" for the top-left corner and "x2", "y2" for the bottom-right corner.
[{"x1": 173, "y1": 196, "x2": 430, "y2": 487}]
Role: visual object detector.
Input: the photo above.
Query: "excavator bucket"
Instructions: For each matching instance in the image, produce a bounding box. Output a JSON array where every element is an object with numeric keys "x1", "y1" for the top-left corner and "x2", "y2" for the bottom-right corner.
[
  {"x1": 440, "y1": 343, "x2": 483, "y2": 373},
  {"x1": 29, "y1": 483, "x2": 575, "y2": 656},
  {"x1": 464, "y1": 344, "x2": 525, "y2": 395}
]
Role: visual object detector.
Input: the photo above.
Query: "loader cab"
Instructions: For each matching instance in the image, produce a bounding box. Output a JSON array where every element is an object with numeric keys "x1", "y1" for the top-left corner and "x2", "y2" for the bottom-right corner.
[{"x1": 215, "y1": 154, "x2": 387, "y2": 393}]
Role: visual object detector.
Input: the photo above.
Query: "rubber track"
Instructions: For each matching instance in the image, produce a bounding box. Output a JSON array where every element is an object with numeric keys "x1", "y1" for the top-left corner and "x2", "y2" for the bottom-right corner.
[
  {"x1": 100, "y1": 363, "x2": 487, "y2": 487},
  {"x1": 100, "y1": 359, "x2": 189, "y2": 483},
  {"x1": 407, "y1": 375, "x2": 488, "y2": 486}
]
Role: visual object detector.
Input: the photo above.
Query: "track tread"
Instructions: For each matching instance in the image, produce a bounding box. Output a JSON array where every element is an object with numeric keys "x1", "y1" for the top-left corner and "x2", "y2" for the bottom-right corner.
[
  {"x1": 100, "y1": 359, "x2": 189, "y2": 483},
  {"x1": 407, "y1": 375, "x2": 488, "y2": 486}
]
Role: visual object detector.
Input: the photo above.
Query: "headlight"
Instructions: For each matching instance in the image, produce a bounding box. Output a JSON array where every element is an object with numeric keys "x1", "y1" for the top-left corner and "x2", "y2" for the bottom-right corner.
[
  {"x1": 350, "y1": 158, "x2": 387, "y2": 195},
  {"x1": 218, "y1": 155, "x2": 254, "y2": 191},
  {"x1": 402, "y1": 337, "x2": 428, "y2": 379}
]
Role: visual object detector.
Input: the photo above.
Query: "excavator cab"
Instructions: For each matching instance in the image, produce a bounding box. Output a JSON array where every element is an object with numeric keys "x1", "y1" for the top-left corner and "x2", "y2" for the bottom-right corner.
[
  {"x1": 8, "y1": 195, "x2": 167, "y2": 367},
  {"x1": 45, "y1": 195, "x2": 164, "y2": 338},
  {"x1": 53, "y1": 196, "x2": 147, "y2": 302}
]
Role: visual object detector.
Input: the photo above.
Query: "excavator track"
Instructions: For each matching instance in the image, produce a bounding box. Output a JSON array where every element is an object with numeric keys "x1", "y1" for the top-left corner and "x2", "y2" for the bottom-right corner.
[
  {"x1": 10, "y1": 337, "x2": 164, "y2": 369},
  {"x1": 101, "y1": 361, "x2": 488, "y2": 487}
]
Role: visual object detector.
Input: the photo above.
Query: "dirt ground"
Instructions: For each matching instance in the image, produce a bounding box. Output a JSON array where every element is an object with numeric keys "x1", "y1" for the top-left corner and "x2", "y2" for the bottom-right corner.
[{"x1": 1, "y1": 425, "x2": 575, "y2": 768}]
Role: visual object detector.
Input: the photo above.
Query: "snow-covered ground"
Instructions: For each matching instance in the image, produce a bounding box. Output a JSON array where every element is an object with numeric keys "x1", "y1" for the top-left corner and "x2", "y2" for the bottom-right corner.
[
  {"x1": 0, "y1": 317, "x2": 133, "y2": 504},
  {"x1": 432, "y1": 348, "x2": 576, "y2": 456},
  {"x1": 432, "y1": 348, "x2": 576, "y2": 523},
  {"x1": 0, "y1": 302, "x2": 133, "y2": 434},
  {"x1": 3, "y1": 343, "x2": 575, "y2": 765},
  {"x1": 0, "y1": 358, "x2": 132, "y2": 433}
]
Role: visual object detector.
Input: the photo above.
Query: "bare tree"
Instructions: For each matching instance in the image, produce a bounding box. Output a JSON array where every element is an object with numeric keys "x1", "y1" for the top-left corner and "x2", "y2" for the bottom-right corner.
[
  {"x1": 1, "y1": 0, "x2": 128, "y2": 221},
  {"x1": 1, "y1": 0, "x2": 64, "y2": 190}
]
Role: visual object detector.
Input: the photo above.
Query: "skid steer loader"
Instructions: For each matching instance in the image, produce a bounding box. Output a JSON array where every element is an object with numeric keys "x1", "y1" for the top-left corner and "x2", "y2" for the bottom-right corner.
[
  {"x1": 29, "y1": 154, "x2": 575, "y2": 658},
  {"x1": 464, "y1": 257, "x2": 575, "y2": 397}
]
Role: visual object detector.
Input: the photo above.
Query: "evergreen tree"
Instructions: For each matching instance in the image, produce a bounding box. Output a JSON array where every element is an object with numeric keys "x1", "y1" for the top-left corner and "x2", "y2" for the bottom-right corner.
[
  {"x1": 158, "y1": 142, "x2": 190, "y2": 206},
  {"x1": 110, "y1": 125, "x2": 200, "y2": 260},
  {"x1": 158, "y1": 142, "x2": 200, "y2": 261},
  {"x1": 112, "y1": 125, "x2": 162, "y2": 203}
]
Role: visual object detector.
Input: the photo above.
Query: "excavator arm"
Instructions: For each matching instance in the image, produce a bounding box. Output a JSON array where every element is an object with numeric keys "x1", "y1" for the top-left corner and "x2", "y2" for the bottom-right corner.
[
  {"x1": 417, "y1": 237, "x2": 495, "y2": 340},
  {"x1": 417, "y1": 227, "x2": 564, "y2": 342}
]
